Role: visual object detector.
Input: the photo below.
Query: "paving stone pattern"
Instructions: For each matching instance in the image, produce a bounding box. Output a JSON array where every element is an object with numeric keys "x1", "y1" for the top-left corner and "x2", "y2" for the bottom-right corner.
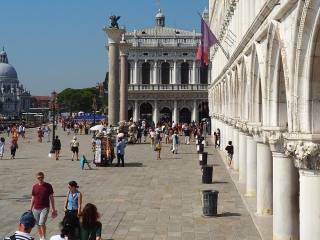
[{"x1": 0, "y1": 127, "x2": 264, "y2": 240}]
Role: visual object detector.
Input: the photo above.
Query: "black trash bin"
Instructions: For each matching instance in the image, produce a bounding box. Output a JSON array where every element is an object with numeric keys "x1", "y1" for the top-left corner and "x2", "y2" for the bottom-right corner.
[
  {"x1": 85, "y1": 128, "x2": 89, "y2": 135},
  {"x1": 202, "y1": 165, "x2": 213, "y2": 183},
  {"x1": 197, "y1": 144, "x2": 204, "y2": 153},
  {"x1": 202, "y1": 190, "x2": 219, "y2": 216},
  {"x1": 199, "y1": 152, "x2": 208, "y2": 165}
]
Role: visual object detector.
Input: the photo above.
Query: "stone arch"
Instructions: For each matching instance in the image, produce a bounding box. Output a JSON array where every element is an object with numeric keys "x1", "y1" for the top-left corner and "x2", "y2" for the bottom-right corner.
[
  {"x1": 265, "y1": 21, "x2": 289, "y2": 128},
  {"x1": 128, "y1": 101, "x2": 134, "y2": 110},
  {"x1": 293, "y1": 0, "x2": 320, "y2": 132},
  {"x1": 302, "y1": 1, "x2": 320, "y2": 134},
  {"x1": 240, "y1": 56, "x2": 249, "y2": 120},
  {"x1": 234, "y1": 65, "x2": 241, "y2": 118},
  {"x1": 139, "y1": 101, "x2": 153, "y2": 121},
  {"x1": 158, "y1": 101, "x2": 173, "y2": 111},
  {"x1": 250, "y1": 43, "x2": 263, "y2": 123}
]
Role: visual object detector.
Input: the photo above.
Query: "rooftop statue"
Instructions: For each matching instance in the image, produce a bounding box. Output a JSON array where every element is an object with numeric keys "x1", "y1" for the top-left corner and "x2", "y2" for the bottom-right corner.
[{"x1": 109, "y1": 15, "x2": 121, "y2": 29}]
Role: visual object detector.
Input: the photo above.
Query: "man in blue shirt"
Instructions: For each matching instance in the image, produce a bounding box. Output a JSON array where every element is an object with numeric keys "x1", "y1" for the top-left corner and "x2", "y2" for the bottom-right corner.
[{"x1": 116, "y1": 137, "x2": 126, "y2": 167}]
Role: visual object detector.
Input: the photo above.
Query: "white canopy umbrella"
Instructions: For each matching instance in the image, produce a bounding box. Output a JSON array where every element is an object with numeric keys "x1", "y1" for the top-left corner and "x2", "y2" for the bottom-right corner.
[{"x1": 90, "y1": 125, "x2": 105, "y2": 132}]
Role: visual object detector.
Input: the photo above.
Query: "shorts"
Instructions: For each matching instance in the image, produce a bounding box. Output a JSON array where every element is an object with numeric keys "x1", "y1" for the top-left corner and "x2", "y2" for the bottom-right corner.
[
  {"x1": 71, "y1": 147, "x2": 79, "y2": 153},
  {"x1": 33, "y1": 207, "x2": 49, "y2": 225},
  {"x1": 227, "y1": 153, "x2": 233, "y2": 160}
]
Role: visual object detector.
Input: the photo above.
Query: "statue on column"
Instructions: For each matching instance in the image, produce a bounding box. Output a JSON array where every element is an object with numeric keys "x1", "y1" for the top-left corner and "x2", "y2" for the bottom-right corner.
[{"x1": 109, "y1": 15, "x2": 121, "y2": 29}]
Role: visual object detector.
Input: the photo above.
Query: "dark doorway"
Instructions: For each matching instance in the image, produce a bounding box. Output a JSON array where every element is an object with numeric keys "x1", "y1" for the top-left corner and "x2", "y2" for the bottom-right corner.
[
  {"x1": 160, "y1": 107, "x2": 172, "y2": 123},
  {"x1": 179, "y1": 107, "x2": 191, "y2": 123},
  {"x1": 140, "y1": 102, "x2": 153, "y2": 122},
  {"x1": 198, "y1": 101, "x2": 209, "y2": 121}
]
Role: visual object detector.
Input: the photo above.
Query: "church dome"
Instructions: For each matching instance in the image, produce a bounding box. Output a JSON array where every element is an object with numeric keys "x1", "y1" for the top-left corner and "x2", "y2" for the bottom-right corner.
[
  {"x1": 0, "y1": 63, "x2": 18, "y2": 79},
  {"x1": 0, "y1": 49, "x2": 18, "y2": 79}
]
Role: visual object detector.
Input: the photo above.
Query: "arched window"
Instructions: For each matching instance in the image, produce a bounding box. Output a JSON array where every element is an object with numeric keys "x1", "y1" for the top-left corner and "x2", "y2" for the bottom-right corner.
[
  {"x1": 128, "y1": 62, "x2": 131, "y2": 84},
  {"x1": 200, "y1": 65, "x2": 208, "y2": 84},
  {"x1": 181, "y1": 62, "x2": 189, "y2": 84},
  {"x1": 161, "y1": 62, "x2": 170, "y2": 84},
  {"x1": 142, "y1": 62, "x2": 150, "y2": 84}
]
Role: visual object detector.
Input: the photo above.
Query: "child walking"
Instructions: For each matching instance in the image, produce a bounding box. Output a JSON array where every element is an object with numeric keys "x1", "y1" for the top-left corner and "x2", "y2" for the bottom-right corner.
[{"x1": 225, "y1": 141, "x2": 234, "y2": 170}]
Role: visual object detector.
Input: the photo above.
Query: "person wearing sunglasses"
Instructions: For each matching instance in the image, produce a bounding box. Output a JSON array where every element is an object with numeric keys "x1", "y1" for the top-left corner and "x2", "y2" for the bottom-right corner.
[
  {"x1": 4, "y1": 211, "x2": 36, "y2": 240},
  {"x1": 29, "y1": 172, "x2": 56, "y2": 240}
]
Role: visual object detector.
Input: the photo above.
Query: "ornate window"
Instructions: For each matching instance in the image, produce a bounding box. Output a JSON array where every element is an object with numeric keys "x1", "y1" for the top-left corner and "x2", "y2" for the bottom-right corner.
[
  {"x1": 161, "y1": 62, "x2": 170, "y2": 84},
  {"x1": 200, "y1": 65, "x2": 208, "y2": 84},
  {"x1": 142, "y1": 62, "x2": 150, "y2": 84},
  {"x1": 181, "y1": 62, "x2": 189, "y2": 84}
]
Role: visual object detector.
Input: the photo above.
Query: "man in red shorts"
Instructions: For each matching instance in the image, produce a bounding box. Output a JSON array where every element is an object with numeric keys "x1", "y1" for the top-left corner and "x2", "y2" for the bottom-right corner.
[{"x1": 29, "y1": 172, "x2": 56, "y2": 240}]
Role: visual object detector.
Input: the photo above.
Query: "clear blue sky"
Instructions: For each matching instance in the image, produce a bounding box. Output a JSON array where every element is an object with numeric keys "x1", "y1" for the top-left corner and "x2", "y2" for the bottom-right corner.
[{"x1": 1, "y1": 0, "x2": 208, "y2": 96}]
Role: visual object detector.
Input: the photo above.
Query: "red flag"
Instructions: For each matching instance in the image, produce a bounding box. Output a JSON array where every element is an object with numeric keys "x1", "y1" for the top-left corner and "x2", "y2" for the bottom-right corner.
[{"x1": 196, "y1": 45, "x2": 209, "y2": 65}]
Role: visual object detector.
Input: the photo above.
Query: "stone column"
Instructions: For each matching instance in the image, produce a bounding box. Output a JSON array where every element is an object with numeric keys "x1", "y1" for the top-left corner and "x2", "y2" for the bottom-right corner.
[
  {"x1": 272, "y1": 143, "x2": 299, "y2": 239},
  {"x1": 284, "y1": 140, "x2": 320, "y2": 239},
  {"x1": 256, "y1": 141, "x2": 273, "y2": 215},
  {"x1": 153, "y1": 101, "x2": 158, "y2": 125},
  {"x1": 238, "y1": 131, "x2": 247, "y2": 182},
  {"x1": 233, "y1": 128, "x2": 239, "y2": 171},
  {"x1": 134, "y1": 101, "x2": 139, "y2": 122},
  {"x1": 192, "y1": 61, "x2": 196, "y2": 84},
  {"x1": 134, "y1": 60, "x2": 138, "y2": 84},
  {"x1": 192, "y1": 100, "x2": 197, "y2": 123},
  {"x1": 119, "y1": 41, "x2": 132, "y2": 122},
  {"x1": 153, "y1": 61, "x2": 158, "y2": 85},
  {"x1": 246, "y1": 135, "x2": 257, "y2": 196},
  {"x1": 103, "y1": 28, "x2": 125, "y2": 126},
  {"x1": 173, "y1": 100, "x2": 178, "y2": 125},
  {"x1": 173, "y1": 61, "x2": 177, "y2": 84},
  {"x1": 300, "y1": 169, "x2": 320, "y2": 239}
]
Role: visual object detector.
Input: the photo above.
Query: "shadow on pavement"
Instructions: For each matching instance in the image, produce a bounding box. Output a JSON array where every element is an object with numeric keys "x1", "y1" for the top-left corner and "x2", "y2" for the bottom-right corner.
[{"x1": 218, "y1": 212, "x2": 241, "y2": 217}]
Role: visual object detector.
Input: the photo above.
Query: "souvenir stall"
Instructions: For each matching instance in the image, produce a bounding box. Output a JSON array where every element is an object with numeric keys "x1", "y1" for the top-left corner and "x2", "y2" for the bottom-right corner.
[{"x1": 93, "y1": 132, "x2": 116, "y2": 167}]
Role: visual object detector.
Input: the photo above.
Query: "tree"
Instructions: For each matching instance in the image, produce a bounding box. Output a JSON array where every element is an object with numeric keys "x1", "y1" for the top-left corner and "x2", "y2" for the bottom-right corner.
[{"x1": 57, "y1": 87, "x2": 100, "y2": 114}]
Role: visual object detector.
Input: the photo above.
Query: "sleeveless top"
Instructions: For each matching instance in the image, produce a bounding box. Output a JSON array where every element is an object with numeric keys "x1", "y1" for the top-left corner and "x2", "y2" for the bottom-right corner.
[{"x1": 67, "y1": 190, "x2": 80, "y2": 210}]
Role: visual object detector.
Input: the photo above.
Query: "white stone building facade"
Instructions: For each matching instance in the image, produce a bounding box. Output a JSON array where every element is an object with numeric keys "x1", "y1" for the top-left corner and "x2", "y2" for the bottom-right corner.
[
  {"x1": 208, "y1": 0, "x2": 320, "y2": 239},
  {"x1": 124, "y1": 10, "x2": 211, "y2": 125},
  {"x1": 0, "y1": 49, "x2": 30, "y2": 115}
]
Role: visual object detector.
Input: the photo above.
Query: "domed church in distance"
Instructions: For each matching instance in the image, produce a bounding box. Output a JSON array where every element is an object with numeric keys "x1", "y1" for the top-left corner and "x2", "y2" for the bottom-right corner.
[{"x1": 0, "y1": 48, "x2": 30, "y2": 115}]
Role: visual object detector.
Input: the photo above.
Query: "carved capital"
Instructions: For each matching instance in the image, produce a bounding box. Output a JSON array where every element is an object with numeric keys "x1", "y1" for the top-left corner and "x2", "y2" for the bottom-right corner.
[
  {"x1": 284, "y1": 141, "x2": 320, "y2": 170},
  {"x1": 236, "y1": 121, "x2": 248, "y2": 133},
  {"x1": 263, "y1": 131, "x2": 285, "y2": 152}
]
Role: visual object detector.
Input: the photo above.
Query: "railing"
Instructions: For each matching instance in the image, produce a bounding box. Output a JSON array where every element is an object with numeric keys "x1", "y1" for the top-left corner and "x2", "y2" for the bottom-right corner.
[{"x1": 128, "y1": 84, "x2": 208, "y2": 91}]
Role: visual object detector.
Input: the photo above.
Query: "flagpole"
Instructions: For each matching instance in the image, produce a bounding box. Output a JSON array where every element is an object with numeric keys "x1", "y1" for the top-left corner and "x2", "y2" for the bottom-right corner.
[{"x1": 197, "y1": 11, "x2": 229, "y2": 60}]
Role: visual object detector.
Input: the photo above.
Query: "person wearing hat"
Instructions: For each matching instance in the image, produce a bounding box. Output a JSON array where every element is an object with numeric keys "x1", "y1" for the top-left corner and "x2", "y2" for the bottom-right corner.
[
  {"x1": 69, "y1": 136, "x2": 79, "y2": 161},
  {"x1": 4, "y1": 211, "x2": 36, "y2": 240},
  {"x1": 64, "y1": 181, "x2": 82, "y2": 218}
]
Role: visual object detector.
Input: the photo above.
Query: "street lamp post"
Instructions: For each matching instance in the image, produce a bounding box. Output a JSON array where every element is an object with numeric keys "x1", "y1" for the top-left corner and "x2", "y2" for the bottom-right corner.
[
  {"x1": 50, "y1": 91, "x2": 58, "y2": 154},
  {"x1": 92, "y1": 97, "x2": 97, "y2": 126}
]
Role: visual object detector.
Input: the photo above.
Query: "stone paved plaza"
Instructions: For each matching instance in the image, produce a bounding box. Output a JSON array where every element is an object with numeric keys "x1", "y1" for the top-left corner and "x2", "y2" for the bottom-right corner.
[{"x1": 0, "y1": 127, "x2": 269, "y2": 240}]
